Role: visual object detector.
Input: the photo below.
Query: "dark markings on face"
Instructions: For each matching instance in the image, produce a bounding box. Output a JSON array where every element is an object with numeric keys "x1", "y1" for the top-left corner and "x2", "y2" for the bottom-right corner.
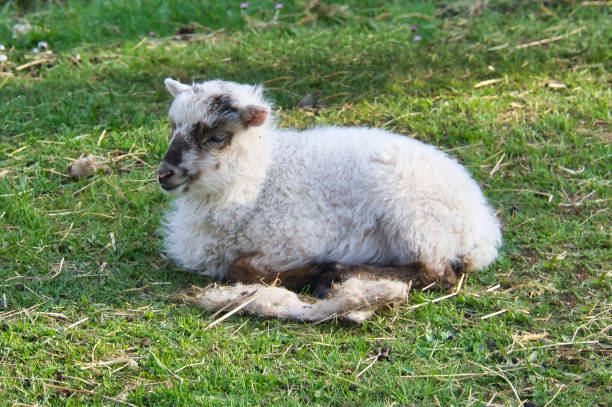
[
  {"x1": 162, "y1": 134, "x2": 190, "y2": 167},
  {"x1": 164, "y1": 94, "x2": 239, "y2": 165},
  {"x1": 184, "y1": 94, "x2": 241, "y2": 151},
  {"x1": 209, "y1": 94, "x2": 237, "y2": 118},
  {"x1": 188, "y1": 121, "x2": 234, "y2": 151},
  {"x1": 189, "y1": 122, "x2": 210, "y2": 144}
]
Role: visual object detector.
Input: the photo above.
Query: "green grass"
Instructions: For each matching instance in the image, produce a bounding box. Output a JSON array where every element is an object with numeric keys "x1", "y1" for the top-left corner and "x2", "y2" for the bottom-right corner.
[{"x1": 0, "y1": 0, "x2": 610, "y2": 405}]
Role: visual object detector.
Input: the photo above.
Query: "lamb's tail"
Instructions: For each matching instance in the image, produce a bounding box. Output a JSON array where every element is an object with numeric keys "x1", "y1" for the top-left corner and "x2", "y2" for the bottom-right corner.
[{"x1": 189, "y1": 277, "x2": 411, "y2": 324}]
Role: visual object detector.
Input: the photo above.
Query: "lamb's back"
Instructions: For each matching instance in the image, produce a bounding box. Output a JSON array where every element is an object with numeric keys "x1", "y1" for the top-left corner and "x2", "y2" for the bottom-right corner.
[
  {"x1": 247, "y1": 127, "x2": 473, "y2": 268},
  {"x1": 267, "y1": 126, "x2": 461, "y2": 205}
]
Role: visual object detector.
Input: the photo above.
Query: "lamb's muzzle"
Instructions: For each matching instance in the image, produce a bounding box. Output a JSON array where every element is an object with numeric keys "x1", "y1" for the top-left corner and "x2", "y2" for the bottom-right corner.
[
  {"x1": 157, "y1": 161, "x2": 184, "y2": 191},
  {"x1": 159, "y1": 77, "x2": 502, "y2": 322}
]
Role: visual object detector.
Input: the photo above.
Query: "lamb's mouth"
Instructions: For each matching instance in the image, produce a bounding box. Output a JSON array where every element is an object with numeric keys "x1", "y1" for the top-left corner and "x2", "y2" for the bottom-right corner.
[{"x1": 159, "y1": 178, "x2": 189, "y2": 193}]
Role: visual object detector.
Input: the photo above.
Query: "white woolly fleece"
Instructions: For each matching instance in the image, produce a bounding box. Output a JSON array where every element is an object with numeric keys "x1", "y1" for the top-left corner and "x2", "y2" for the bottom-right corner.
[{"x1": 161, "y1": 79, "x2": 502, "y2": 321}]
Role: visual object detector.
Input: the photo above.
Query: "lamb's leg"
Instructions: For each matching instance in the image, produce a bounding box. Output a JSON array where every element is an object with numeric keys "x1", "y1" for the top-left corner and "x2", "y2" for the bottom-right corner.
[
  {"x1": 227, "y1": 256, "x2": 465, "y2": 298},
  {"x1": 311, "y1": 261, "x2": 466, "y2": 298},
  {"x1": 226, "y1": 256, "x2": 338, "y2": 292},
  {"x1": 193, "y1": 276, "x2": 411, "y2": 323},
  {"x1": 195, "y1": 258, "x2": 465, "y2": 323}
]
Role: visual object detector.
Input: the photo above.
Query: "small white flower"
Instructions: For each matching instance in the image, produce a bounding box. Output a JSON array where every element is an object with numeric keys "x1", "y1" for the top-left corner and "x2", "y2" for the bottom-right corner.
[
  {"x1": 37, "y1": 41, "x2": 48, "y2": 49},
  {"x1": 0, "y1": 54, "x2": 7, "y2": 62},
  {"x1": 32, "y1": 47, "x2": 39, "y2": 54},
  {"x1": 12, "y1": 22, "x2": 32, "y2": 38},
  {"x1": 0, "y1": 44, "x2": 5, "y2": 51}
]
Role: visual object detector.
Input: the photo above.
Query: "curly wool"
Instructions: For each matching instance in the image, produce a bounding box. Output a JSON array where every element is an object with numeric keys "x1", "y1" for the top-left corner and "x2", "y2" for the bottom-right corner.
[{"x1": 161, "y1": 79, "x2": 502, "y2": 321}]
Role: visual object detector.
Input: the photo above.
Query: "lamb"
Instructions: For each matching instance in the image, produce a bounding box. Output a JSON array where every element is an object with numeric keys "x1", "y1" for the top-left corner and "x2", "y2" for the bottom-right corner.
[{"x1": 158, "y1": 78, "x2": 502, "y2": 323}]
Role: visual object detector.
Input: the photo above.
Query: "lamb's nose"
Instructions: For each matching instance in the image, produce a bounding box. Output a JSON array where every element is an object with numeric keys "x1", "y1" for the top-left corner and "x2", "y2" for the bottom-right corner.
[{"x1": 157, "y1": 163, "x2": 174, "y2": 183}]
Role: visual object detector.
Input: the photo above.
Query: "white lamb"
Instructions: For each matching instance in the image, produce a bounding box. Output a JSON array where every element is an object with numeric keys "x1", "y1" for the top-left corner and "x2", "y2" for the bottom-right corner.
[{"x1": 158, "y1": 78, "x2": 502, "y2": 323}]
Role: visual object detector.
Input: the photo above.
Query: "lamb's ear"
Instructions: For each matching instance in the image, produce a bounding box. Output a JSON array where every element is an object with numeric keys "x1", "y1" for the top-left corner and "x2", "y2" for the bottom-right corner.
[
  {"x1": 164, "y1": 78, "x2": 190, "y2": 97},
  {"x1": 239, "y1": 105, "x2": 268, "y2": 127}
]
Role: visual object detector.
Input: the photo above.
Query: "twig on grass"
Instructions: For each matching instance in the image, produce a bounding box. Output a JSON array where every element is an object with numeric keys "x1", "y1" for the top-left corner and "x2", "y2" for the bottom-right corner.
[
  {"x1": 116, "y1": 285, "x2": 150, "y2": 294},
  {"x1": 262, "y1": 76, "x2": 293, "y2": 85},
  {"x1": 388, "y1": 279, "x2": 461, "y2": 321},
  {"x1": 84, "y1": 212, "x2": 116, "y2": 219},
  {"x1": 487, "y1": 43, "x2": 509, "y2": 51},
  {"x1": 147, "y1": 350, "x2": 185, "y2": 383},
  {"x1": 395, "y1": 13, "x2": 433, "y2": 20},
  {"x1": 67, "y1": 317, "x2": 88, "y2": 329},
  {"x1": 485, "y1": 284, "x2": 501, "y2": 292},
  {"x1": 433, "y1": 273, "x2": 465, "y2": 303},
  {"x1": 57, "y1": 222, "x2": 74, "y2": 245},
  {"x1": 0, "y1": 188, "x2": 33, "y2": 198},
  {"x1": 45, "y1": 257, "x2": 64, "y2": 280},
  {"x1": 7, "y1": 145, "x2": 29, "y2": 157},
  {"x1": 489, "y1": 153, "x2": 506, "y2": 177},
  {"x1": 579, "y1": 207, "x2": 609, "y2": 225},
  {"x1": 443, "y1": 141, "x2": 483, "y2": 153},
  {"x1": 38, "y1": 312, "x2": 68, "y2": 320},
  {"x1": 543, "y1": 385, "x2": 565, "y2": 407},
  {"x1": 23, "y1": 284, "x2": 51, "y2": 301},
  {"x1": 0, "y1": 76, "x2": 12, "y2": 90},
  {"x1": 80, "y1": 356, "x2": 138, "y2": 370},
  {"x1": 96, "y1": 129, "x2": 107, "y2": 146},
  {"x1": 481, "y1": 308, "x2": 508, "y2": 320},
  {"x1": 320, "y1": 71, "x2": 350, "y2": 79},
  {"x1": 354, "y1": 355, "x2": 380, "y2": 379},
  {"x1": 490, "y1": 188, "x2": 554, "y2": 203},
  {"x1": 175, "y1": 358, "x2": 206, "y2": 373},
  {"x1": 507, "y1": 340, "x2": 600, "y2": 355},
  {"x1": 515, "y1": 27, "x2": 585, "y2": 49},
  {"x1": 15, "y1": 58, "x2": 53, "y2": 71},
  {"x1": 474, "y1": 78, "x2": 504, "y2": 88},
  {"x1": 43, "y1": 383, "x2": 137, "y2": 407},
  {"x1": 229, "y1": 319, "x2": 249, "y2": 336},
  {"x1": 39, "y1": 167, "x2": 71, "y2": 178},
  {"x1": 402, "y1": 273, "x2": 466, "y2": 314},
  {"x1": 401, "y1": 367, "x2": 528, "y2": 379},
  {"x1": 71, "y1": 177, "x2": 104, "y2": 196},
  {"x1": 421, "y1": 281, "x2": 437, "y2": 292},
  {"x1": 580, "y1": 1, "x2": 611, "y2": 6},
  {"x1": 0, "y1": 303, "x2": 43, "y2": 322},
  {"x1": 467, "y1": 361, "x2": 522, "y2": 406},
  {"x1": 134, "y1": 28, "x2": 225, "y2": 49},
  {"x1": 91, "y1": 341, "x2": 100, "y2": 365}
]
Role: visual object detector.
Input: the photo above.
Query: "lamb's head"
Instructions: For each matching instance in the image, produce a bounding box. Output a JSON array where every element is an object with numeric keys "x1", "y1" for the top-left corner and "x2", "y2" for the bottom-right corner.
[{"x1": 157, "y1": 78, "x2": 270, "y2": 195}]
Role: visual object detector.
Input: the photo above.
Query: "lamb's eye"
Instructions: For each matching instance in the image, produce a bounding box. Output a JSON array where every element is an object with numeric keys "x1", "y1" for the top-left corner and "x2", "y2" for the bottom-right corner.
[{"x1": 209, "y1": 135, "x2": 224, "y2": 144}]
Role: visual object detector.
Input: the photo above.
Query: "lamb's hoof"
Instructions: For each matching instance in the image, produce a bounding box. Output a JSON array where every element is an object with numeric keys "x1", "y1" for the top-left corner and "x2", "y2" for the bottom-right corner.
[
  {"x1": 312, "y1": 284, "x2": 331, "y2": 299},
  {"x1": 440, "y1": 260, "x2": 468, "y2": 290},
  {"x1": 311, "y1": 263, "x2": 345, "y2": 298}
]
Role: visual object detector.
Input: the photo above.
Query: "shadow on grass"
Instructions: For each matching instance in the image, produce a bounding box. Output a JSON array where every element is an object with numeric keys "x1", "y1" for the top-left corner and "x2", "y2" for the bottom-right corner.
[{"x1": 2, "y1": 23, "x2": 597, "y2": 141}]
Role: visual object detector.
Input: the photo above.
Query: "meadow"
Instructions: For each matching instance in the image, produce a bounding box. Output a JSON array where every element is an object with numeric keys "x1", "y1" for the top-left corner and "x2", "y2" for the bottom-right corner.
[{"x1": 0, "y1": 0, "x2": 610, "y2": 405}]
